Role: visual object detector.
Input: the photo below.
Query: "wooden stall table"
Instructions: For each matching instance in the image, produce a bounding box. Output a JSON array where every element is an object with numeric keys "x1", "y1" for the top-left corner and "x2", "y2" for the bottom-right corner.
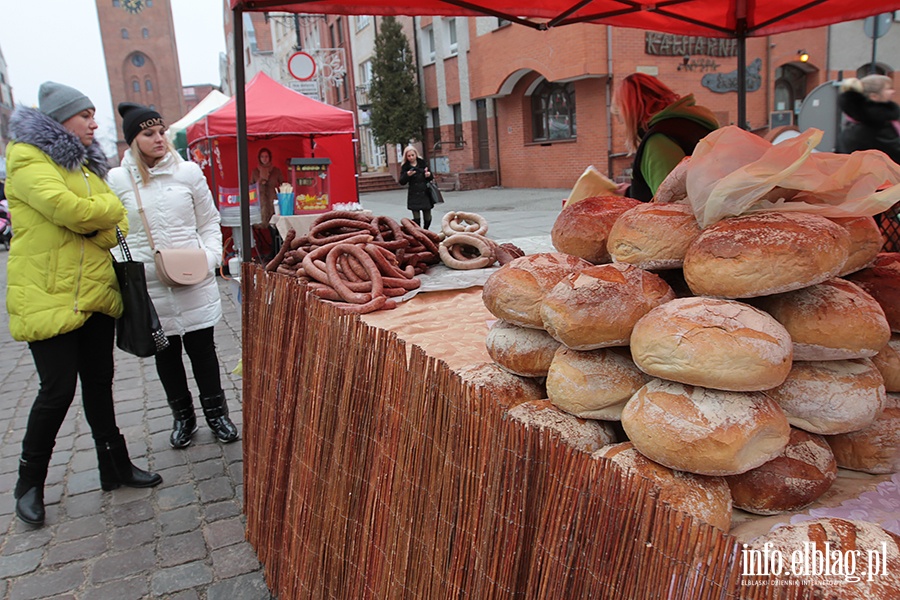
[{"x1": 239, "y1": 264, "x2": 895, "y2": 600}]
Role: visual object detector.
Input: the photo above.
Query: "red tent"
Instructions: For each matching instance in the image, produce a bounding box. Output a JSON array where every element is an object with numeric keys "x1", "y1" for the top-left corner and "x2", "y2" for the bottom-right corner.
[{"x1": 186, "y1": 72, "x2": 357, "y2": 209}]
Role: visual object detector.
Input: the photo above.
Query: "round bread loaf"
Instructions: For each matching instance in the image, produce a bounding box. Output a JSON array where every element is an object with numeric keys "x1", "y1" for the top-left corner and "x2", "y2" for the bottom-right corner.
[
  {"x1": 764, "y1": 358, "x2": 886, "y2": 435},
  {"x1": 482, "y1": 252, "x2": 592, "y2": 329},
  {"x1": 456, "y1": 362, "x2": 545, "y2": 409},
  {"x1": 683, "y1": 211, "x2": 850, "y2": 298},
  {"x1": 825, "y1": 393, "x2": 900, "y2": 474},
  {"x1": 507, "y1": 399, "x2": 617, "y2": 453},
  {"x1": 485, "y1": 320, "x2": 561, "y2": 377},
  {"x1": 595, "y1": 442, "x2": 733, "y2": 530},
  {"x1": 845, "y1": 252, "x2": 900, "y2": 332},
  {"x1": 750, "y1": 518, "x2": 900, "y2": 599},
  {"x1": 621, "y1": 379, "x2": 791, "y2": 476},
  {"x1": 550, "y1": 195, "x2": 640, "y2": 263},
  {"x1": 653, "y1": 157, "x2": 690, "y2": 204},
  {"x1": 725, "y1": 428, "x2": 837, "y2": 515},
  {"x1": 831, "y1": 216, "x2": 884, "y2": 276},
  {"x1": 751, "y1": 278, "x2": 891, "y2": 361},
  {"x1": 630, "y1": 297, "x2": 793, "y2": 391},
  {"x1": 606, "y1": 202, "x2": 701, "y2": 270},
  {"x1": 872, "y1": 334, "x2": 900, "y2": 392},
  {"x1": 546, "y1": 346, "x2": 649, "y2": 420},
  {"x1": 540, "y1": 263, "x2": 674, "y2": 350}
]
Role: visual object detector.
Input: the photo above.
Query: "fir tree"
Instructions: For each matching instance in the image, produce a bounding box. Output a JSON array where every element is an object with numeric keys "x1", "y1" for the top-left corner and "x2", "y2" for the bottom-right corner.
[{"x1": 369, "y1": 17, "x2": 426, "y2": 149}]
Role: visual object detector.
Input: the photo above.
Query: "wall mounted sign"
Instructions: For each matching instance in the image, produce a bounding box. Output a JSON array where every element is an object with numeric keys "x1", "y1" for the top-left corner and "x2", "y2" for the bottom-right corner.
[
  {"x1": 645, "y1": 33, "x2": 738, "y2": 57},
  {"x1": 701, "y1": 58, "x2": 763, "y2": 93}
]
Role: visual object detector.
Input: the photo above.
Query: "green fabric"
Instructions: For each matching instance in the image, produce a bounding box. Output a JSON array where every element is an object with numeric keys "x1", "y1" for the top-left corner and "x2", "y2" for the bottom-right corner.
[
  {"x1": 640, "y1": 94, "x2": 719, "y2": 195},
  {"x1": 4, "y1": 141, "x2": 129, "y2": 342}
]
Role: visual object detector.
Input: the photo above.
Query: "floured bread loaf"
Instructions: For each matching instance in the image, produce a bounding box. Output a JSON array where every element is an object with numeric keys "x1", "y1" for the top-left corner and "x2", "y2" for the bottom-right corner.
[
  {"x1": 595, "y1": 442, "x2": 732, "y2": 530},
  {"x1": 653, "y1": 157, "x2": 690, "y2": 204},
  {"x1": 630, "y1": 297, "x2": 793, "y2": 391},
  {"x1": 482, "y1": 253, "x2": 592, "y2": 329},
  {"x1": 456, "y1": 362, "x2": 544, "y2": 409},
  {"x1": 550, "y1": 195, "x2": 640, "y2": 263},
  {"x1": 621, "y1": 379, "x2": 791, "y2": 476},
  {"x1": 725, "y1": 428, "x2": 837, "y2": 515},
  {"x1": 507, "y1": 399, "x2": 617, "y2": 453},
  {"x1": 872, "y1": 334, "x2": 900, "y2": 392},
  {"x1": 763, "y1": 358, "x2": 886, "y2": 435},
  {"x1": 540, "y1": 264, "x2": 674, "y2": 350},
  {"x1": 752, "y1": 278, "x2": 890, "y2": 361},
  {"x1": 831, "y1": 216, "x2": 883, "y2": 275},
  {"x1": 845, "y1": 253, "x2": 900, "y2": 332},
  {"x1": 485, "y1": 320, "x2": 561, "y2": 378},
  {"x1": 825, "y1": 393, "x2": 900, "y2": 474},
  {"x1": 546, "y1": 346, "x2": 649, "y2": 420},
  {"x1": 750, "y1": 519, "x2": 900, "y2": 599},
  {"x1": 683, "y1": 211, "x2": 850, "y2": 298},
  {"x1": 606, "y1": 202, "x2": 701, "y2": 270}
]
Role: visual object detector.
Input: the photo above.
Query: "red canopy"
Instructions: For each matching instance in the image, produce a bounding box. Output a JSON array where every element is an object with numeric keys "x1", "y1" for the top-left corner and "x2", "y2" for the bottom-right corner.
[
  {"x1": 231, "y1": 0, "x2": 900, "y2": 38},
  {"x1": 186, "y1": 72, "x2": 355, "y2": 141}
]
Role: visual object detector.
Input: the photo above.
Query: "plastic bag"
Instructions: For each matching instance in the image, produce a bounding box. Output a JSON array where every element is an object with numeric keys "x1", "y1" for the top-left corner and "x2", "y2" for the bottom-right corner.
[{"x1": 685, "y1": 126, "x2": 900, "y2": 228}]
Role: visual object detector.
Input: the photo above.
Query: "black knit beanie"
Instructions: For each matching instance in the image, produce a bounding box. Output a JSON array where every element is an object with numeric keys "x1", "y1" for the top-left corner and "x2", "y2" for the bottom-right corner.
[{"x1": 118, "y1": 102, "x2": 164, "y2": 146}]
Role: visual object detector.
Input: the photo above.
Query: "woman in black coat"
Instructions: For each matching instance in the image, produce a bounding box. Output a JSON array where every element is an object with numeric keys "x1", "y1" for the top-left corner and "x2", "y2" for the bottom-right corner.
[
  {"x1": 837, "y1": 75, "x2": 900, "y2": 164},
  {"x1": 398, "y1": 146, "x2": 435, "y2": 229}
]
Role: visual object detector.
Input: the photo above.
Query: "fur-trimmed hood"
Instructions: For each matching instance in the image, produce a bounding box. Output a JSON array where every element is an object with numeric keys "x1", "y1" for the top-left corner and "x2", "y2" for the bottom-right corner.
[{"x1": 8, "y1": 106, "x2": 110, "y2": 179}]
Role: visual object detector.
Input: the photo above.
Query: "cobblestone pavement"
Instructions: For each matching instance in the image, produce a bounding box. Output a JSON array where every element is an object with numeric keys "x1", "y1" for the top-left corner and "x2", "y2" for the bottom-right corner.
[
  {"x1": 0, "y1": 187, "x2": 566, "y2": 599},
  {"x1": 0, "y1": 251, "x2": 272, "y2": 599}
]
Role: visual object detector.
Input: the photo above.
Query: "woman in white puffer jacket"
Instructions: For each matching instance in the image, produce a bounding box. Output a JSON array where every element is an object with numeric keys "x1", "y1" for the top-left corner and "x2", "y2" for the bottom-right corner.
[{"x1": 107, "y1": 102, "x2": 238, "y2": 448}]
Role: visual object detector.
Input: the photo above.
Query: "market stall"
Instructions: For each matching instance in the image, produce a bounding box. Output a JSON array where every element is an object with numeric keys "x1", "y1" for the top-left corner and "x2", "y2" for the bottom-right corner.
[
  {"x1": 167, "y1": 89, "x2": 229, "y2": 159},
  {"x1": 185, "y1": 72, "x2": 357, "y2": 216}
]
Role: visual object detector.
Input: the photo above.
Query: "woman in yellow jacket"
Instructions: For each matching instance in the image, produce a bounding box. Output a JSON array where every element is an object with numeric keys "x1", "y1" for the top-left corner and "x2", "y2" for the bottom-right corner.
[{"x1": 5, "y1": 82, "x2": 161, "y2": 527}]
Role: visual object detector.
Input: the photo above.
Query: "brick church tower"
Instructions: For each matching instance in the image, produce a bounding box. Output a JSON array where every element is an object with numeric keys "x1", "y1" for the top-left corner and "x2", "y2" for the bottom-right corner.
[{"x1": 95, "y1": 0, "x2": 185, "y2": 158}]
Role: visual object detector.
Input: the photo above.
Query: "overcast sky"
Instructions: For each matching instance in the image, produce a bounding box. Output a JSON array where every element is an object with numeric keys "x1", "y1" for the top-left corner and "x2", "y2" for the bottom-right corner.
[{"x1": 0, "y1": 0, "x2": 226, "y2": 151}]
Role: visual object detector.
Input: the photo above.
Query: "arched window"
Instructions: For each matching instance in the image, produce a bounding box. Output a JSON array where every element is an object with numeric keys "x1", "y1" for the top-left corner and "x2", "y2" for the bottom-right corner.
[
  {"x1": 531, "y1": 80, "x2": 576, "y2": 141},
  {"x1": 121, "y1": 28, "x2": 129, "y2": 39},
  {"x1": 145, "y1": 80, "x2": 153, "y2": 92},
  {"x1": 857, "y1": 64, "x2": 889, "y2": 77},
  {"x1": 132, "y1": 80, "x2": 140, "y2": 93},
  {"x1": 142, "y1": 28, "x2": 149, "y2": 38}
]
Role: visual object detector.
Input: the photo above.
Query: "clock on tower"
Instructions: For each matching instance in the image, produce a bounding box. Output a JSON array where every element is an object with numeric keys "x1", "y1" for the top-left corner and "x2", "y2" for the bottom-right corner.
[{"x1": 121, "y1": 0, "x2": 144, "y2": 14}]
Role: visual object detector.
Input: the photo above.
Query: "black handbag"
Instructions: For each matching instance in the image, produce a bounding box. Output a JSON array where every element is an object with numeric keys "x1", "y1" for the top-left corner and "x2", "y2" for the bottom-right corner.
[
  {"x1": 113, "y1": 227, "x2": 170, "y2": 357},
  {"x1": 426, "y1": 180, "x2": 445, "y2": 205}
]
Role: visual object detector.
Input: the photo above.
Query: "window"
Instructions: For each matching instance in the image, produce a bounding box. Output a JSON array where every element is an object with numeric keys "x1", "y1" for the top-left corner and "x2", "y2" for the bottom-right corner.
[
  {"x1": 446, "y1": 18, "x2": 458, "y2": 55},
  {"x1": 336, "y1": 17, "x2": 344, "y2": 45},
  {"x1": 329, "y1": 24, "x2": 336, "y2": 47},
  {"x1": 359, "y1": 60, "x2": 372, "y2": 84},
  {"x1": 121, "y1": 28, "x2": 129, "y2": 39},
  {"x1": 145, "y1": 79, "x2": 153, "y2": 92},
  {"x1": 131, "y1": 53, "x2": 145, "y2": 67},
  {"x1": 243, "y1": 14, "x2": 258, "y2": 52},
  {"x1": 113, "y1": 0, "x2": 120, "y2": 6},
  {"x1": 531, "y1": 80, "x2": 576, "y2": 141},
  {"x1": 142, "y1": 28, "x2": 149, "y2": 38},
  {"x1": 146, "y1": 0, "x2": 152, "y2": 6},
  {"x1": 452, "y1": 104, "x2": 463, "y2": 148},
  {"x1": 497, "y1": 17, "x2": 511, "y2": 27},
  {"x1": 424, "y1": 26, "x2": 435, "y2": 62},
  {"x1": 431, "y1": 108, "x2": 442, "y2": 145},
  {"x1": 132, "y1": 80, "x2": 140, "y2": 92},
  {"x1": 356, "y1": 15, "x2": 371, "y2": 31}
]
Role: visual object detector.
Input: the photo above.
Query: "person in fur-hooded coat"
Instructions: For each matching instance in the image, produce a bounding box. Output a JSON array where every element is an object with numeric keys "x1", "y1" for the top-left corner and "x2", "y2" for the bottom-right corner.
[
  {"x1": 837, "y1": 75, "x2": 900, "y2": 164},
  {"x1": 5, "y1": 82, "x2": 161, "y2": 528}
]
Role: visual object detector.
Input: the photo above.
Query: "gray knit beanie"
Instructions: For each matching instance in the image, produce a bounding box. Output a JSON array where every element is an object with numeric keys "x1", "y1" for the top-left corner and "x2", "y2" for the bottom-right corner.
[{"x1": 38, "y1": 81, "x2": 94, "y2": 123}]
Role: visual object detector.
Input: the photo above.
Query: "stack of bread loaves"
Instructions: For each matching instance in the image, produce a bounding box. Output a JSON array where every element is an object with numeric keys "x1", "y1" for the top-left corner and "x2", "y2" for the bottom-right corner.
[{"x1": 480, "y1": 192, "x2": 897, "y2": 528}]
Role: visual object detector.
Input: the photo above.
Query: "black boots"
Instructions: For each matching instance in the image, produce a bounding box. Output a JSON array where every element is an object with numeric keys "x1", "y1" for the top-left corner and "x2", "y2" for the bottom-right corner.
[
  {"x1": 167, "y1": 395, "x2": 198, "y2": 448},
  {"x1": 96, "y1": 435, "x2": 163, "y2": 491},
  {"x1": 199, "y1": 392, "x2": 239, "y2": 443},
  {"x1": 14, "y1": 458, "x2": 48, "y2": 526}
]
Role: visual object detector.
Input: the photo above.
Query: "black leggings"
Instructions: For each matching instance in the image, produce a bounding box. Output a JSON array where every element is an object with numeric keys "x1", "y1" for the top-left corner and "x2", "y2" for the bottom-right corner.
[
  {"x1": 411, "y1": 209, "x2": 432, "y2": 230},
  {"x1": 154, "y1": 326, "x2": 222, "y2": 400},
  {"x1": 23, "y1": 313, "x2": 121, "y2": 464}
]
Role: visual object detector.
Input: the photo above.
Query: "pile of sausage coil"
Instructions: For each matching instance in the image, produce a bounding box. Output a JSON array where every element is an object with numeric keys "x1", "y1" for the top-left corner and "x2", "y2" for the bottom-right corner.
[{"x1": 265, "y1": 210, "x2": 524, "y2": 314}]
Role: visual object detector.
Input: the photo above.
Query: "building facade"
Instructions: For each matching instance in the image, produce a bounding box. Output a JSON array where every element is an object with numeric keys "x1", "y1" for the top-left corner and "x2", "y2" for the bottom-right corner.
[
  {"x1": 219, "y1": 11, "x2": 900, "y2": 193},
  {"x1": 95, "y1": 0, "x2": 186, "y2": 158},
  {"x1": 0, "y1": 44, "x2": 14, "y2": 164}
]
